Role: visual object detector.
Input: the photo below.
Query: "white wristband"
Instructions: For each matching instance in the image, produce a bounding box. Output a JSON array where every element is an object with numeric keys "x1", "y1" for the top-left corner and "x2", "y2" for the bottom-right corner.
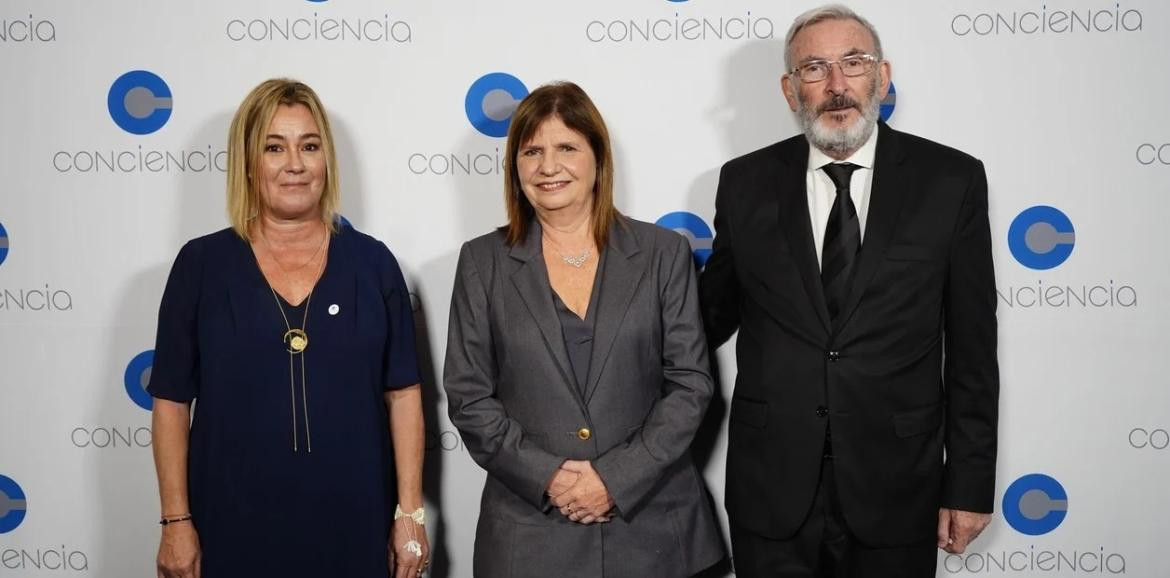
[{"x1": 394, "y1": 504, "x2": 426, "y2": 526}]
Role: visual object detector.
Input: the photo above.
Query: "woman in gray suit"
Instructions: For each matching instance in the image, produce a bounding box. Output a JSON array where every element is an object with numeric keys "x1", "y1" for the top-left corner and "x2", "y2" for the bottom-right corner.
[{"x1": 443, "y1": 81, "x2": 724, "y2": 578}]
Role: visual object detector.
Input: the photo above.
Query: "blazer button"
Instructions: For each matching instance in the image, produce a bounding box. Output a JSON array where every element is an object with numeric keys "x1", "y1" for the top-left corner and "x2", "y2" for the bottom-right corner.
[
  {"x1": 826, "y1": 350, "x2": 841, "y2": 362},
  {"x1": 577, "y1": 428, "x2": 592, "y2": 441},
  {"x1": 815, "y1": 406, "x2": 829, "y2": 418}
]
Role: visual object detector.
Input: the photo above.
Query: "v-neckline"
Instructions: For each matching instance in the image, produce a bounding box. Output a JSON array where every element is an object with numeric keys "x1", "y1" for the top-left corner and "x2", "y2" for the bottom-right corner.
[
  {"x1": 549, "y1": 248, "x2": 606, "y2": 322},
  {"x1": 246, "y1": 231, "x2": 335, "y2": 307},
  {"x1": 552, "y1": 290, "x2": 588, "y2": 323}
]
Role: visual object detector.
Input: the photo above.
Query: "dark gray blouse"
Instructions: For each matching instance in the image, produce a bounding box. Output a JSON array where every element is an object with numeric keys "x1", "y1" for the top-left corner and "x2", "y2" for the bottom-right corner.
[{"x1": 550, "y1": 251, "x2": 606, "y2": 394}]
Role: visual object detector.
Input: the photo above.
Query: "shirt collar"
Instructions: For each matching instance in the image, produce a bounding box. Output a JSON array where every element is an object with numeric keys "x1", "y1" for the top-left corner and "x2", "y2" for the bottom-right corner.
[{"x1": 807, "y1": 124, "x2": 879, "y2": 171}]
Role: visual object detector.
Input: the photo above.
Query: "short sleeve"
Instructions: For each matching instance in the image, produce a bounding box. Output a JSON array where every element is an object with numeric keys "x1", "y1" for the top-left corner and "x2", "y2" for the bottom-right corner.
[
  {"x1": 379, "y1": 243, "x2": 421, "y2": 390},
  {"x1": 147, "y1": 241, "x2": 204, "y2": 402}
]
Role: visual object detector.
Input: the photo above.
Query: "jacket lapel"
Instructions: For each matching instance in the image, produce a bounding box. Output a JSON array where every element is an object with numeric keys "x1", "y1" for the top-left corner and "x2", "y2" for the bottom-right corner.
[
  {"x1": 832, "y1": 122, "x2": 909, "y2": 334},
  {"x1": 583, "y1": 219, "x2": 646, "y2": 405},
  {"x1": 508, "y1": 221, "x2": 581, "y2": 404},
  {"x1": 775, "y1": 139, "x2": 833, "y2": 335}
]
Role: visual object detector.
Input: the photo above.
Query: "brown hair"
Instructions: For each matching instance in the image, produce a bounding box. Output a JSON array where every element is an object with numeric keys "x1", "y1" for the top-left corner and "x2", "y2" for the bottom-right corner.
[
  {"x1": 503, "y1": 81, "x2": 619, "y2": 247},
  {"x1": 226, "y1": 79, "x2": 340, "y2": 240}
]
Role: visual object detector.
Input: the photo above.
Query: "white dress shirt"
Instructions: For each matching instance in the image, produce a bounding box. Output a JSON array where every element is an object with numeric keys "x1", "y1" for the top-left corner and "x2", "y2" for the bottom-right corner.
[{"x1": 806, "y1": 128, "x2": 879, "y2": 270}]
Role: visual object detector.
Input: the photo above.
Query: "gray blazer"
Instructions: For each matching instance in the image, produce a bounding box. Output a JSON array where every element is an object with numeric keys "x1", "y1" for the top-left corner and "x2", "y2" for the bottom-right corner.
[{"x1": 444, "y1": 217, "x2": 723, "y2": 578}]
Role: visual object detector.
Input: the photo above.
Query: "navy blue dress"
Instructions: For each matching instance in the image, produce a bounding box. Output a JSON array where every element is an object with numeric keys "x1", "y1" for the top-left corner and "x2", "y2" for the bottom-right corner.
[{"x1": 147, "y1": 227, "x2": 420, "y2": 577}]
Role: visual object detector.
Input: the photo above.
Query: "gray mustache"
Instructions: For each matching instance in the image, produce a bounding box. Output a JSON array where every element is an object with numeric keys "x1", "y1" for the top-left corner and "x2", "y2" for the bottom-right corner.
[{"x1": 818, "y1": 96, "x2": 860, "y2": 114}]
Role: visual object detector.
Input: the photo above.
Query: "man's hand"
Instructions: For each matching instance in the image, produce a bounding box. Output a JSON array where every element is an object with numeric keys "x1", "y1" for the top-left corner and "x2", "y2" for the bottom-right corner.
[
  {"x1": 550, "y1": 460, "x2": 615, "y2": 525},
  {"x1": 938, "y1": 508, "x2": 991, "y2": 554}
]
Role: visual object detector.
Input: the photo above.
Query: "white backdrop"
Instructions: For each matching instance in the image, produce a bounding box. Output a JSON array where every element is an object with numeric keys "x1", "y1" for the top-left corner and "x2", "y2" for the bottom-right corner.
[{"x1": 2, "y1": 0, "x2": 1168, "y2": 576}]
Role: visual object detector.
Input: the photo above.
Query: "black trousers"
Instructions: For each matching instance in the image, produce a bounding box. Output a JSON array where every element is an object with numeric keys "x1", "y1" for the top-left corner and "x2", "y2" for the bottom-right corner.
[{"x1": 730, "y1": 458, "x2": 937, "y2": 578}]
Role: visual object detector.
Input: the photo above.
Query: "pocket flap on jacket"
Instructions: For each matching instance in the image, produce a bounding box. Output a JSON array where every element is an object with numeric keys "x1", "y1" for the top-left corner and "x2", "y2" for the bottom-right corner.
[
  {"x1": 893, "y1": 402, "x2": 943, "y2": 438},
  {"x1": 886, "y1": 244, "x2": 946, "y2": 262},
  {"x1": 730, "y1": 396, "x2": 769, "y2": 429}
]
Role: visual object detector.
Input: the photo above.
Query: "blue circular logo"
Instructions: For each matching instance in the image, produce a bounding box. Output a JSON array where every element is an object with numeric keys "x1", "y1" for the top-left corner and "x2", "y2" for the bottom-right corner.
[
  {"x1": 0, "y1": 221, "x2": 9, "y2": 267},
  {"x1": 655, "y1": 212, "x2": 713, "y2": 268},
  {"x1": 0, "y1": 475, "x2": 28, "y2": 534},
  {"x1": 1003, "y1": 473, "x2": 1068, "y2": 536},
  {"x1": 108, "y1": 70, "x2": 173, "y2": 135},
  {"x1": 465, "y1": 73, "x2": 528, "y2": 138},
  {"x1": 880, "y1": 82, "x2": 896, "y2": 122},
  {"x1": 124, "y1": 350, "x2": 155, "y2": 411},
  {"x1": 1008, "y1": 206, "x2": 1075, "y2": 270}
]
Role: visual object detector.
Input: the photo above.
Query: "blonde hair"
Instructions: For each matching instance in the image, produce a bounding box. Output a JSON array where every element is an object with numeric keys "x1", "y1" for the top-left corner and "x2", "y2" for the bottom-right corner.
[
  {"x1": 226, "y1": 79, "x2": 340, "y2": 240},
  {"x1": 503, "y1": 81, "x2": 620, "y2": 248}
]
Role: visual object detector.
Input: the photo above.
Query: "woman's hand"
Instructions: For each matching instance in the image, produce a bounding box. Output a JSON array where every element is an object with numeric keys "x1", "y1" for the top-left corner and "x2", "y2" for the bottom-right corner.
[
  {"x1": 546, "y1": 466, "x2": 579, "y2": 500},
  {"x1": 156, "y1": 523, "x2": 200, "y2": 578},
  {"x1": 550, "y1": 460, "x2": 615, "y2": 525},
  {"x1": 390, "y1": 516, "x2": 430, "y2": 577}
]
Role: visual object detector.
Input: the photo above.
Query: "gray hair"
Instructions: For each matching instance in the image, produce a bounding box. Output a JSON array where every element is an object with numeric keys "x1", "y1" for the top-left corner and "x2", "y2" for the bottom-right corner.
[{"x1": 784, "y1": 4, "x2": 884, "y2": 71}]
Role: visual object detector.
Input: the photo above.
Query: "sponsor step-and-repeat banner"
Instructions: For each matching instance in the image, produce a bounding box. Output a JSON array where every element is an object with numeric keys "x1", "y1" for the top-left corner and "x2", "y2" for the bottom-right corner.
[{"x1": 2, "y1": 0, "x2": 1167, "y2": 576}]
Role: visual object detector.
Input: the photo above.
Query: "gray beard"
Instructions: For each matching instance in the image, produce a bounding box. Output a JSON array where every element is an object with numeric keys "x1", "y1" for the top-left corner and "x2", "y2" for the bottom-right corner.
[{"x1": 795, "y1": 79, "x2": 882, "y2": 157}]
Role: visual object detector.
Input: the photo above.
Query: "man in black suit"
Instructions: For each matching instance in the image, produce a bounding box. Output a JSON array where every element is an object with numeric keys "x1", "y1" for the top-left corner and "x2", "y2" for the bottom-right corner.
[{"x1": 700, "y1": 5, "x2": 999, "y2": 576}]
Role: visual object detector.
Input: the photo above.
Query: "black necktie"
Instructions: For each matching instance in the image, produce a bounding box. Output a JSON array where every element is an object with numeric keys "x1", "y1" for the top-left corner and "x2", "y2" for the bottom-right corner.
[{"x1": 821, "y1": 162, "x2": 861, "y2": 321}]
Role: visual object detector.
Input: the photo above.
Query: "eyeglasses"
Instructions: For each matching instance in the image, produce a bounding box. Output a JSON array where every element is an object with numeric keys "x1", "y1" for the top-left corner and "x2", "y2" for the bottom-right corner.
[{"x1": 789, "y1": 54, "x2": 879, "y2": 83}]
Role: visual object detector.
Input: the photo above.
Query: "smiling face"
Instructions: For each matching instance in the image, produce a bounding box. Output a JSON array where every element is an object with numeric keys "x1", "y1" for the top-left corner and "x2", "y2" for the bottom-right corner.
[
  {"x1": 256, "y1": 103, "x2": 326, "y2": 220},
  {"x1": 515, "y1": 115, "x2": 598, "y2": 218},
  {"x1": 781, "y1": 18, "x2": 891, "y2": 157}
]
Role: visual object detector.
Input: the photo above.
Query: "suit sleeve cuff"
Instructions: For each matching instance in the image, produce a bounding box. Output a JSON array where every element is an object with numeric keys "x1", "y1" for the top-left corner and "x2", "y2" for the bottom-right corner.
[
  {"x1": 488, "y1": 445, "x2": 565, "y2": 510},
  {"x1": 942, "y1": 467, "x2": 997, "y2": 514},
  {"x1": 593, "y1": 439, "x2": 658, "y2": 516}
]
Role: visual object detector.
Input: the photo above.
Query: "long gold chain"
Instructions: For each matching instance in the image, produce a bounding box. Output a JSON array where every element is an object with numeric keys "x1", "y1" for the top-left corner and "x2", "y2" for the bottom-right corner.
[
  {"x1": 259, "y1": 224, "x2": 328, "y2": 453},
  {"x1": 269, "y1": 285, "x2": 313, "y2": 452}
]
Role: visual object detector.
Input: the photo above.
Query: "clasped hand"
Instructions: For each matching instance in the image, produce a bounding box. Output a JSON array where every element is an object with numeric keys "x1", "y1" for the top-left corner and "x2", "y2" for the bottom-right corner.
[{"x1": 547, "y1": 460, "x2": 615, "y2": 525}]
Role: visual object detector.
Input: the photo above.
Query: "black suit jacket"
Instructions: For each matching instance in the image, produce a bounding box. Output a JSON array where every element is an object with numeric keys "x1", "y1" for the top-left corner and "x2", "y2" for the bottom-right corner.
[{"x1": 700, "y1": 122, "x2": 999, "y2": 546}]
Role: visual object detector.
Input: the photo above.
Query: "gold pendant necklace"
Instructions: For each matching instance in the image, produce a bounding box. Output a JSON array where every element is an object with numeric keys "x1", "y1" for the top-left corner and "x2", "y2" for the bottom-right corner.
[
  {"x1": 257, "y1": 223, "x2": 328, "y2": 452},
  {"x1": 284, "y1": 329, "x2": 309, "y2": 353},
  {"x1": 261, "y1": 225, "x2": 327, "y2": 354},
  {"x1": 269, "y1": 285, "x2": 316, "y2": 453},
  {"x1": 273, "y1": 292, "x2": 312, "y2": 354}
]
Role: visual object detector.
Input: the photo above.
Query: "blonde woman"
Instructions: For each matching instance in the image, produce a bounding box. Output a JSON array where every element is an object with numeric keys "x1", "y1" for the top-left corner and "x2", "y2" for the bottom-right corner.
[{"x1": 149, "y1": 79, "x2": 428, "y2": 578}]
